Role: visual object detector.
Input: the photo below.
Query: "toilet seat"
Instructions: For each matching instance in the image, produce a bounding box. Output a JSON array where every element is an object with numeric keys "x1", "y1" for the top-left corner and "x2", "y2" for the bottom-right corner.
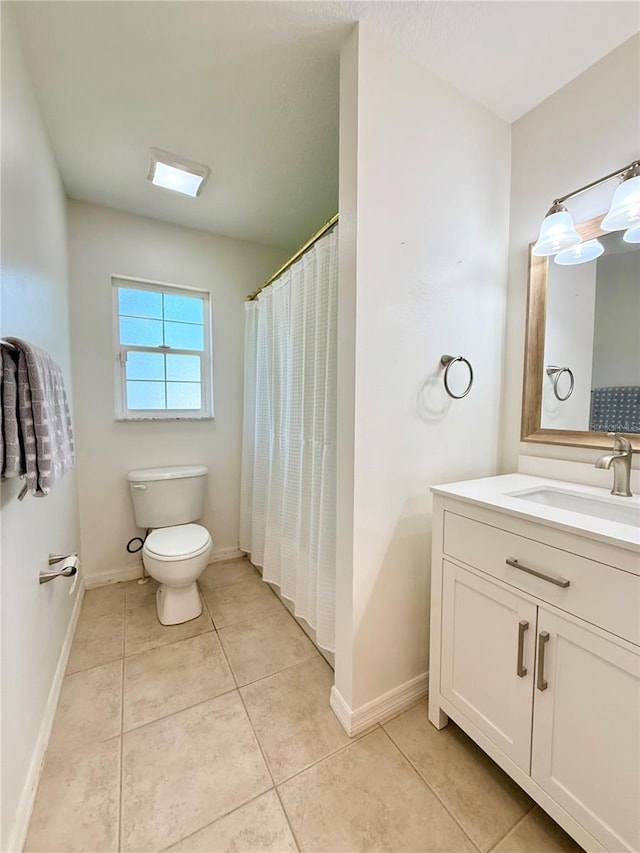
[{"x1": 144, "y1": 523, "x2": 211, "y2": 562}]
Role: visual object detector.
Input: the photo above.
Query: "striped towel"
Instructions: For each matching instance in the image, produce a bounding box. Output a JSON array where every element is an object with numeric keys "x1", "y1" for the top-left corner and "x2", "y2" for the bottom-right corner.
[
  {"x1": 1, "y1": 337, "x2": 75, "y2": 496},
  {"x1": 1, "y1": 345, "x2": 24, "y2": 479}
]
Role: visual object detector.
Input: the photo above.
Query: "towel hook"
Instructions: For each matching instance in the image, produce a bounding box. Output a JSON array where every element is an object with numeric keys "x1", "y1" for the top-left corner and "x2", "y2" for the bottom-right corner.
[
  {"x1": 546, "y1": 365, "x2": 574, "y2": 401},
  {"x1": 440, "y1": 355, "x2": 474, "y2": 399}
]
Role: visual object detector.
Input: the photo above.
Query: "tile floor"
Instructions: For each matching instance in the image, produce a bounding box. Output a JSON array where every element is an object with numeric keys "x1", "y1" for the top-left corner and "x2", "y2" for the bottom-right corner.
[{"x1": 26, "y1": 558, "x2": 584, "y2": 853}]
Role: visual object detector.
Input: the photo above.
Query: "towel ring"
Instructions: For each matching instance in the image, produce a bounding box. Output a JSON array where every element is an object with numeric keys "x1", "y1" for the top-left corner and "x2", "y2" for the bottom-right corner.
[
  {"x1": 547, "y1": 365, "x2": 574, "y2": 402},
  {"x1": 440, "y1": 355, "x2": 474, "y2": 399}
]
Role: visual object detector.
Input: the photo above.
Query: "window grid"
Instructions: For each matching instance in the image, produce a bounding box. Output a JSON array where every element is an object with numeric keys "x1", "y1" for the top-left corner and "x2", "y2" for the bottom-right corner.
[{"x1": 113, "y1": 278, "x2": 213, "y2": 420}]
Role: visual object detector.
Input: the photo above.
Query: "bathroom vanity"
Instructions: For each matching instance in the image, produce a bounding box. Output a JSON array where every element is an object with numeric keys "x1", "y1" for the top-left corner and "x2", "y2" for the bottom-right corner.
[{"x1": 428, "y1": 474, "x2": 639, "y2": 853}]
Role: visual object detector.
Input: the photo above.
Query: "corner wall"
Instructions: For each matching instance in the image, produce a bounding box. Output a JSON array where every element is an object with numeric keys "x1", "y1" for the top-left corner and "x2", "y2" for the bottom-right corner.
[
  {"x1": 67, "y1": 201, "x2": 287, "y2": 584},
  {"x1": 501, "y1": 34, "x2": 640, "y2": 472},
  {"x1": 335, "y1": 24, "x2": 511, "y2": 717},
  {"x1": 1, "y1": 9, "x2": 81, "y2": 848}
]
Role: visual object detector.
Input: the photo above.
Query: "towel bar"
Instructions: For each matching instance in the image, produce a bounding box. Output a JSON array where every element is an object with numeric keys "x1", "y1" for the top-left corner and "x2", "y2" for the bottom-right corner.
[{"x1": 440, "y1": 354, "x2": 474, "y2": 399}]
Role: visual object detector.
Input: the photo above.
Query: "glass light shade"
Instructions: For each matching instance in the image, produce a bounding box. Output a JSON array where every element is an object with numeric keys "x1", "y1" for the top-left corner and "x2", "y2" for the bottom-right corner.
[
  {"x1": 532, "y1": 210, "x2": 582, "y2": 256},
  {"x1": 601, "y1": 175, "x2": 640, "y2": 231},
  {"x1": 623, "y1": 224, "x2": 640, "y2": 244},
  {"x1": 554, "y1": 238, "x2": 604, "y2": 266}
]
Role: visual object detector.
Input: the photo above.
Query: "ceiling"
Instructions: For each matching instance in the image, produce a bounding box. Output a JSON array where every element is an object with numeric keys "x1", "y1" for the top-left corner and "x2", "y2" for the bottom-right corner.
[{"x1": 12, "y1": 1, "x2": 639, "y2": 250}]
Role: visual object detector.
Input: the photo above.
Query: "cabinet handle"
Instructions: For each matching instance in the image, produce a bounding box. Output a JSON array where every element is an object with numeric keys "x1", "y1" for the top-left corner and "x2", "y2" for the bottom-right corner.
[
  {"x1": 506, "y1": 558, "x2": 570, "y2": 589},
  {"x1": 537, "y1": 631, "x2": 550, "y2": 691},
  {"x1": 516, "y1": 620, "x2": 529, "y2": 677}
]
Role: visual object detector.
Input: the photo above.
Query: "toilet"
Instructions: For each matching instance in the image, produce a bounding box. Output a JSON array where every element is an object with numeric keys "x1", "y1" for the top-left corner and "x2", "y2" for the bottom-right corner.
[{"x1": 127, "y1": 465, "x2": 212, "y2": 625}]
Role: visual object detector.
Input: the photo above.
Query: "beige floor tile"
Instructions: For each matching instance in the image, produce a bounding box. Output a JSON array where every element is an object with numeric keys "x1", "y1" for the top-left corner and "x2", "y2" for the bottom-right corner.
[
  {"x1": 199, "y1": 558, "x2": 260, "y2": 591},
  {"x1": 121, "y1": 691, "x2": 272, "y2": 852},
  {"x1": 493, "y1": 807, "x2": 584, "y2": 853},
  {"x1": 241, "y1": 657, "x2": 350, "y2": 782},
  {"x1": 48, "y1": 659, "x2": 122, "y2": 758},
  {"x1": 81, "y1": 583, "x2": 125, "y2": 619},
  {"x1": 218, "y1": 611, "x2": 318, "y2": 686},
  {"x1": 25, "y1": 737, "x2": 120, "y2": 853},
  {"x1": 124, "y1": 576, "x2": 159, "y2": 610},
  {"x1": 202, "y1": 577, "x2": 283, "y2": 628},
  {"x1": 384, "y1": 701, "x2": 532, "y2": 852},
  {"x1": 124, "y1": 597, "x2": 213, "y2": 657},
  {"x1": 167, "y1": 791, "x2": 297, "y2": 852},
  {"x1": 278, "y1": 728, "x2": 475, "y2": 852},
  {"x1": 66, "y1": 609, "x2": 124, "y2": 674},
  {"x1": 124, "y1": 632, "x2": 235, "y2": 730}
]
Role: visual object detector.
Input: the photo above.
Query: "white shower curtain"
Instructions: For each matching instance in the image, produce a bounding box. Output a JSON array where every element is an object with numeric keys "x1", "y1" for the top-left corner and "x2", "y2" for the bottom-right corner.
[{"x1": 240, "y1": 228, "x2": 337, "y2": 652}]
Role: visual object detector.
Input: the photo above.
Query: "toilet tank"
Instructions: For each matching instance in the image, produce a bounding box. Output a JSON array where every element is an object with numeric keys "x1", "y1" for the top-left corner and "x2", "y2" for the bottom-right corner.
[{"x1": 127, "y1": 466, "x2": 208, "y2": 529}]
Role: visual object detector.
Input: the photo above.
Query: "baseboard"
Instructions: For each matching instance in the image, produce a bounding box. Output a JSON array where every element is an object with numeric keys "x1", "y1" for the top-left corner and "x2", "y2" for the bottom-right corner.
[
  {"x1": 7, "y1": 580, "x2": 86, "y2": 853},
  {"x1": 209, "y1": 547, "x2": 245, "y2": 564},
  {"x1": 84, "y1": 564, "x2": 142, "y2": 589},
  {"x1": 330, "y1": 672, "x2": 429, "y2": 737},
  {"x1": 84, "y1": 548, "x2": 246, "y2": 589}
]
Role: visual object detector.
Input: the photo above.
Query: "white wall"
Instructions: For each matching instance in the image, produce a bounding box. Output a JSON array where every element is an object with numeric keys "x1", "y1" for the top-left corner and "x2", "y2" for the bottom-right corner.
[
  {"x1": 0, "y1": 9, "x2": 81, "y2": 849},
  {"x1": 335, "y1": 24, "x2": 511, "y2": 713},
  {"x1": 592, "y1": 249, "x2": 640, "y2": 388},
  {"x1": 67, "y1": 201, "x2": 287, "y2": 583},
  {"x1": 501, "y1": 34, "x2": 640, "y2": 470},
  {"x1": 540, "y1": 261, "x2": 596, "y2": 431}
]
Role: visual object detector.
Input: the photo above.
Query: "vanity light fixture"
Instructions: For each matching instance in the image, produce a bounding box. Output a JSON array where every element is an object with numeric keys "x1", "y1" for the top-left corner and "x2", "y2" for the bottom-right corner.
[
  {"x1": 623, "y1": 224, "x2": 640, "y2": 244},
  {"x1": 531, "y1": 203, "x2": 581, "y2": 257},
  {"x1": 601, "y1": 162, "x2": 640, "y2": 232},
  {"x1": 554, "y1": 238, "x2": 604, "y2": 266},
  {"x1": 147, "y1": 149, "x2": 210, "y2": 197},
  {"x1": 533, "y1": 158, "x2": 640, "y2": 260}
]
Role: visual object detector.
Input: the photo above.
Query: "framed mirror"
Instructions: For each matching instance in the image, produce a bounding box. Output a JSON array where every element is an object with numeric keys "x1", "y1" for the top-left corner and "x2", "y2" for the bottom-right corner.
[{"x1": 521, "y1": 214, "x2": 640, "y2": 450}]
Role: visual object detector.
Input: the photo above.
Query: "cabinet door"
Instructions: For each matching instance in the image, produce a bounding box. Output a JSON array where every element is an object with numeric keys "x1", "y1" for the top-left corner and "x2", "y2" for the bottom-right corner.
[
  {"x1": 532, "y1": 610, "x2": 640, "y2": 853},
  {"x1": 441, "y1": 561, "x2": 537, "y2": 772}
]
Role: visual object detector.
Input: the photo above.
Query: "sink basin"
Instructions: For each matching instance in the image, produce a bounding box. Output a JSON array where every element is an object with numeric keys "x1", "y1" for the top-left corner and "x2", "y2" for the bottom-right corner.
[{"x1": 508, "y1": 487, "x2": 640, "y2": 527}]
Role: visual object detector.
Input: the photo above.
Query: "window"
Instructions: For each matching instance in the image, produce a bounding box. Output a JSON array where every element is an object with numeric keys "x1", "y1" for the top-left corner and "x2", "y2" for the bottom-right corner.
[{"x1": 112, "y1": 277, "x2": 213, "y2": 420}]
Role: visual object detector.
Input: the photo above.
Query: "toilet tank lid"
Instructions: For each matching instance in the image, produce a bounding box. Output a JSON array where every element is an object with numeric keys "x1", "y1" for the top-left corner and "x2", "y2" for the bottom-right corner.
[{"x1": 127, "y1": 465, "x2": 208, "y2": 483}]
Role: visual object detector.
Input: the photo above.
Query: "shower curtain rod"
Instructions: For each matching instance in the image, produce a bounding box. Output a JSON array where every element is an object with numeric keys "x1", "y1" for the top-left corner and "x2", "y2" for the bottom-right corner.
[{"x1": 246, "y1": 212, "x2": 338, "y2": 301}]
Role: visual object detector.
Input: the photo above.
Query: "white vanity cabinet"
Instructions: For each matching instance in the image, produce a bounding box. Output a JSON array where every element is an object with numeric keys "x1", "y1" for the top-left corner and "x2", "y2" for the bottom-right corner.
[{"x1": 429, "y1": 476, "x2": 640, "y2": 853}]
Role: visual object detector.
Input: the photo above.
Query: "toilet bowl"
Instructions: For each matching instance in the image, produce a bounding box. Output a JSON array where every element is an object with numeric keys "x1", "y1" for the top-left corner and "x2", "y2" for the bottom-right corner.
[
  {"x1": 143, "y1": 523, "x2": 212, "y2": 625},
  {"x1": 127, "y1": 465, "x2": 212, "y2": 626}
]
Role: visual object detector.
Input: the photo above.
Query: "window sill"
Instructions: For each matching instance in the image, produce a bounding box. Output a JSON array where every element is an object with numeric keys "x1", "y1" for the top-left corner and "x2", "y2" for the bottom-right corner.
[{"x1": 115, "y1": 415, "x2": 215, "y2": 422}]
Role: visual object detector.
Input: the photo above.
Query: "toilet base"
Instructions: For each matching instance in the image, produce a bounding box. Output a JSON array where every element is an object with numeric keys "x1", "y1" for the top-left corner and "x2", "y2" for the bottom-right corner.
[{"x1": 156, "y1": 582, "x2": 202, "y2": 625}]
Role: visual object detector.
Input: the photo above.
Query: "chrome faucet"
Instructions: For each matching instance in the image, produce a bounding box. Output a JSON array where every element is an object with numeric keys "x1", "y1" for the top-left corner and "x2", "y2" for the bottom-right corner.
[{"x1": 595, "y1": 434, "x2": 633, "y2": 497}]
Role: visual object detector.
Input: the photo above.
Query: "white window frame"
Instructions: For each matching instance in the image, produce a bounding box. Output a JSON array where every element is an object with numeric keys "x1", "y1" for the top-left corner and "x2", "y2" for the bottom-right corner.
[{"x1": 112, "y1": 275, "x2": 214, "y2": 420}]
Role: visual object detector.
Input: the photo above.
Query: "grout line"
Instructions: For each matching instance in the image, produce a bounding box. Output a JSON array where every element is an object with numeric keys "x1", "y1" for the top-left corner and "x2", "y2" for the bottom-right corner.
[
  {"x1": 485, "y1": 805, "x2": 534, "y2": 852},
  {"x1": 164, "y1": 788, "x2": 282, "y2": 852},
  {"x1": 121, "y1": 686, "x2": 239, "y2": 736},
  {"x1": 65, "y1": 651, "x2": 124, "y2": 677},
  {"x1": 234, "y1": 652, "x2": 321, "y2": 691},
  {"x1": 272, "y1": 724, "x2": 380, "y2": 788},
  {"x1": 274, "y1": 785, "x2": 302, "y2": 852},
  {"x1": 379, "y1": 726, "x2": 482, "y2": 853},
  {"x1": 200, "y1": 585, "x2": 218, "y2": 633},
  {"x1": 206, "y1": 598, "x2": 289, "y2": 633},
  {"x1": 215, "y1": 611, "x2": 304, "y2": 853},
  {"x1": 123, "y1": 621, "x2": 216, "y2": 659},
  {"x1": 272, "y1": 723, "x2": 383, "y2": 792},
  {"x1": 210, "y1": 607, "x2": 278, "y2": 788},
  {"x1": 123, "y1": 623, "x2": 219, "y2": 663}
]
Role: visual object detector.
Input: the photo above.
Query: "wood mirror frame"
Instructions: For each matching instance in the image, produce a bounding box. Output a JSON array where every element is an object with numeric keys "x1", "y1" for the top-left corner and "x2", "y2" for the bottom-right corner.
[{"x1": 521, "y1": 214, "x2": 640, "y2": 451}]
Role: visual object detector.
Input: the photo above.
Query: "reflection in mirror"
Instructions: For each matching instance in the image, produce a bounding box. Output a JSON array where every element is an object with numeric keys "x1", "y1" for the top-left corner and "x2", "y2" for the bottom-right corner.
[{"x1": 541, "y1": 231, "x2": 640, "y2": 433}]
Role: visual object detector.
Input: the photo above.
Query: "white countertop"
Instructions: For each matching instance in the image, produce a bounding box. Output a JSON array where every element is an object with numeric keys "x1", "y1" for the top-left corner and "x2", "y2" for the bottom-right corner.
[{"x1": 432, "y1": 474, "x2": 640, "y2": 553}]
